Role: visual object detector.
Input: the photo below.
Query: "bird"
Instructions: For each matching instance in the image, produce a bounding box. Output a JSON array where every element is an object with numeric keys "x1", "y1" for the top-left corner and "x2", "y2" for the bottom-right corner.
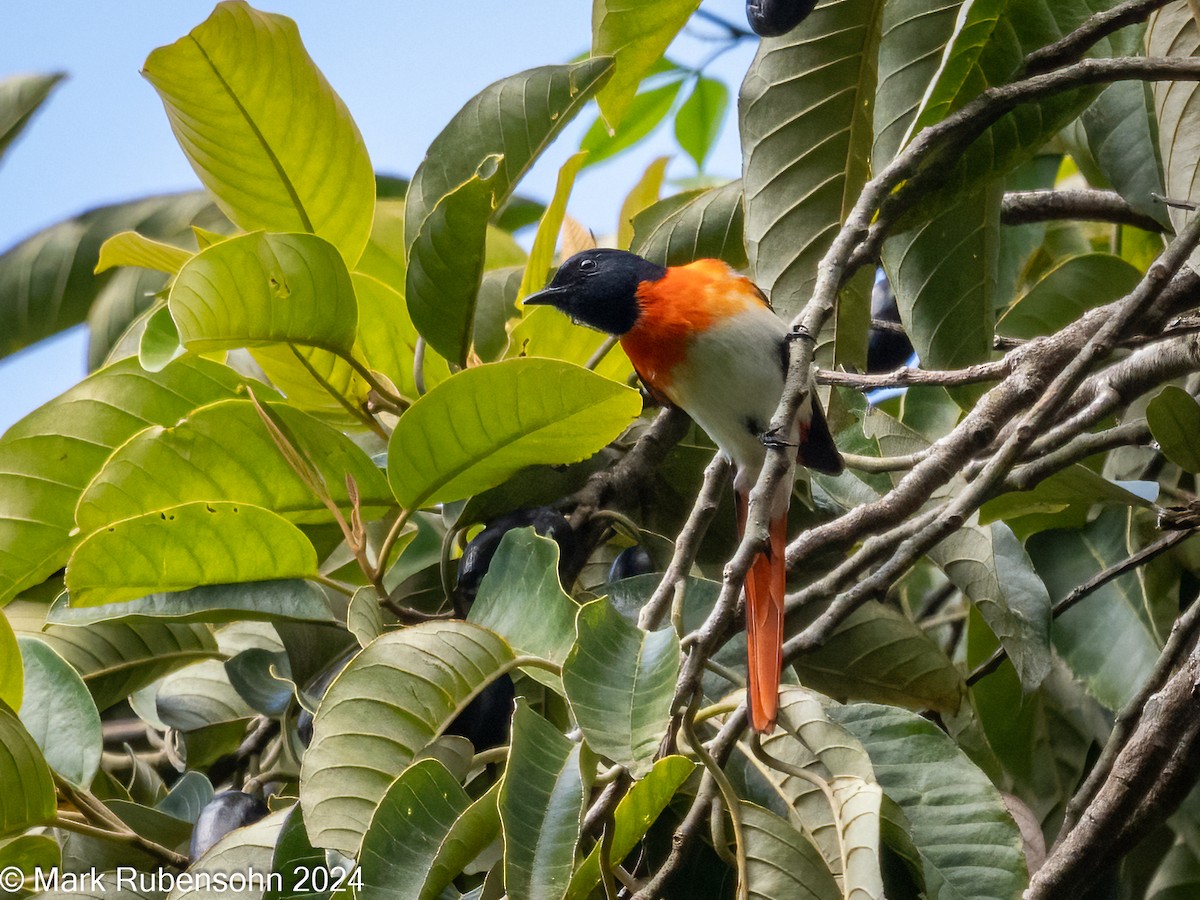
[{"x1": 524, "y1": 249, "x2": 843, "y2": 732}]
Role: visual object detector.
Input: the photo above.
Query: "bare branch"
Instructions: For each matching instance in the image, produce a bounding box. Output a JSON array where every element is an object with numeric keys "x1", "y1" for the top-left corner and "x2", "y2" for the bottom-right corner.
[{"x1": 1001, "y1": 189, "x2": 1165, "y2": 231}]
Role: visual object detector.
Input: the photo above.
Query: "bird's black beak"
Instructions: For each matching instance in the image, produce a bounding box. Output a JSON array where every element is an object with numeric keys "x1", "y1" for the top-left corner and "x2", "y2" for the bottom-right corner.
[{"x1": 523, "y1": 285, "x2": 566, "y2": 307}]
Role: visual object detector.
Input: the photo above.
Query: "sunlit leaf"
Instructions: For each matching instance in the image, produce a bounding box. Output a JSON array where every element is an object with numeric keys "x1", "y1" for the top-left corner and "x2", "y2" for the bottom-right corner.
[
  {"x1": 66, "y1": 501, "x2": 319, "y2": 606},
  {"x1": 675, "y1": 75, "x2": 729, "y2": 170},
  {"x1": 387, "y1": 358, "x2": 640, "y2": 509},
  {"x1": 506, "y1": 305, "x2": 634, "y2": 385},
  {"x1": 618, "y1": 155, "x2": 670, "y2": 249},
  {"x1": 0, "y1": 702, "x2": 55, "y2": 838},
  {"x1": 143, "y1": 0, "x2": 375, "y2": 264},
  {"x1": 520, "y1": 151, "x2": 590, "y2": 300},
  {"x1": 580, "y1": 80, "x2": 682, "y2": 168},
  {"x1": 95, "y1": 231, "x2": 192, "y2": 276},
  {"x1": 0, "y1": 614, "x2": 19, "y2": 711}
]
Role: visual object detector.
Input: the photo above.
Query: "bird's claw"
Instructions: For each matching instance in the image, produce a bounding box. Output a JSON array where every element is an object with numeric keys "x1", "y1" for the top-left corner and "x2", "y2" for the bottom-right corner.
[
  {"x1": 786, "y1": 325, "x2": 816, "y2": 344},
  {"x1": 760, "y1": 426, "x2": 796, "y2": 450}
]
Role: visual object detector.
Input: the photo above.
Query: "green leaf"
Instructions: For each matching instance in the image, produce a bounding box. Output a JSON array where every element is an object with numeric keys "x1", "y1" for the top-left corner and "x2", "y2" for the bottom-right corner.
[
  {"x1": 740, "y1": 0, "x2": 881, "y2": 321},
  {"x1": 591, "y1": 0, "x2": 700, "y2": 128},
  {"x1": 520, "y1": 151, "x2": 590, "y2": 300},
  {"x1": 1080, "y1": 81, "x2": 1169, "y2": 226},
  {"x1": 404, "y1": 58, "x2": 612, "y2": 363},
  {"x1": 741, "y1": 802, "x2": 842, "y2": 900},
  {"x1": 467, "y1": 529, "x2": 578, "y2": 688},
  {"x1": 0, "y1": 356, "x2": 256, "y2": 606},
  {"x1": 47, "y1": 579, "x2": 336, "y2": 626},
  {"x1": 264, "y1": 805, "x2": 326, "y2": 900},
  {"x1": 0, "y1": 71, "x2": 64, "y2": 161},
  {"x1": 736, "y1": 688, "x2": 883, "y2": 896},
  {"x1": 143, "y1": 0, "x2": 375, "y2": 265},
  {"x1": 352, "y1": 271, "x2": 452, "y2": 400},
  {"x1": 980, "y1": 464, "x2": 1153, "y2": 538},
  {"x1": 0, "y1": 192, "x2": 226, "y2": 363},
  {"x1": 0, "y1": 702, "x2": 55, "y2": 838},
  {"x1": 562, "y1": 599, "x2": 678, "y2": 778},
  {"x1": 631, "y1": 180, "x2": 748, "y2": 269},
  {"x1": 997, "y1": 253, "x2": 1144, "y2": 339},
  {"x1": 832, "y1": 702, "x2": 1028, "y2": 900},
  {"x1": 1149, "y1": 6, "x2": 1200, "y2": 265},
  {"x1": 566, "y1": 755, "x2": 694, "y2": 899},
  {"x1": 0, "y1": 614, "x2": 20, "y2": 711},
  {"x1": 66, "y1": 501, "x2": 319, "y2": 607},
  {"x1": 500, "y1": 701, "x2": 588, "y2": 900},
  {"x1": 155, "y1": 658, "x2": 257, "y2": 730},
  {"x1": 1028, "y1": 507, "x2": 1161, "y2": 710},
  {"x1": 387, "y1": 358, "x2": 640, "y2": 509},
  {"x1": 474, "y1": 265, "x2": 525, "y2": 362},
  {"x1": 138, "y1": 303, "x2": 185, "y2": 372},
  {"x1": 675, "y1": 76, "x2": 729, "y2": 170},
  {"x1": 618, "y1": 156, "x2": 670, "y2": 250},
  {"x1": 881, "y1": 184, "x2": 997, "y2": 378},
  {"x1": 931, "y1": 519, "x2": 1052, "y2": 693},
  {"x1": 95, "y1": 230, "x2": 193, "y2": 275},
  {"x1": 32, "y1": 620, "x2": 219, "y2": 712},
  {"x1": 300, "y1": 622, "x2": 515, "y2": 853},
  {"x1": 359, "y1": 760, "x2": 501, "y2": 900},
  {"x1": 169, "y1": 231, "x2": 357, "y2": 355},
  {"x1": 75, "y1": 397, "x2": 392, "y2": 532},
  {"x1": 0, "y1": 834, "x2": 60, "y2": 886},
  {"x1": 157, "y1": 770, "x2": 215, "y2": 822},
  {"x1": 580, "y1": 80, "x2": 682, "y2": 168},
  {"x1": 506, "y1": 305, "x2": 634, "y2": 385},
  {"x1": 1147, "y1": 386, "x2": 1200, "y2": 473},
  {"x1": 872, "y1": 0, "x2": 964, "y2": 167},
  {"x1": 17, "y1": 637, "x2": 101, "y2": 787}
]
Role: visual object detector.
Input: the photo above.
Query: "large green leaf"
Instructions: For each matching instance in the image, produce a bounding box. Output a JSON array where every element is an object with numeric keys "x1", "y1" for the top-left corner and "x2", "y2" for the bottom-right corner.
[
  {"x1": 75, "y1": 398, "x2": 392, "y2": 532},
  {"x1": 1027, "y1": 507, "x2": 1161, "y2": 710},
  {"x1": 387, "y1": 358, "x2": 640, "y2": 509},
  {"x1": 0, "y1": 613, "x2": 19, "y2": 711},
  {"x1": 742, "y1": 802, "x2": 842, "y2": 900},
  {"x1": 359, "y1": 760, "x2": 500, "y2": 900},
  {"x1": 0, "y1": 193, "x2": 226, "y2": 362},
  {"x1": 0, "y1": 72, "x2": 64, "y2": 162},
  {"x1": 500, "y1": 701, "x2": 588, "y2": 900},
  {"x1": 404, "y1": 58, "x2": 612, "y2": 363},
  {"x1": 0, "y1": 356, "x2": 255, "y2": 606},
  {"x1": 143, "y1": 0, "x2": 375, "y2": 265},
  {"x1": 1149, "y1": 5, "x2": 1200, "y2": 264},
  {"x1": 0, "y1": 702, "x2": 55, "y2": 838},
  {"x1": 1147, "y1": 386, "x2": 1200, "y2": 474},
  {"x1": 997, "y1": 253, "x2": 1144, "y2": 339},
  {"x1": 17, "y1": 637, "x2": 101, "y2": 788},
  {"x1": 1080, "y1": 81, "x2": 1169, "y2": 225},
  {"x1": 565, "y1": 755, "x2": 695, "y2": 899},
  {"x1": 873, "y1": 0, "x2": 964, "y2": 166},
  {"x1": 47, "y1": 579, "x2": 335, "y2": 627},
  {"x1": 736, "y1": 688, "x2": 884, "y2": 897},
  {"x1": 505, "y1": 306, "x2": 635, "y2": 385},
  {"x1": 740, "y1": 0, "x2": 882, "y2": 321},
  {"x1": 520, "y1": 151, "x2": 589, "y2": 300},
  {"x1": 630, "y1": 179, "x2": 748, "y2": 268},
  {"x1": 300, "y1": 622, "x2": 514, "y2": 853},
  {"x1": 980, "y1": 464, "x2": 1151, "y2": 538},
  {"x1": 591, "y1": 0, "x2": 699, "y2": 128},
  {"x1": 562, "y1": 599, "x2": 678, "y2": 778},
  {"x1": 169, "y1": 231, "x2": 357, "y2": 355},
  {"x1": 832, "y1": 702, "x2": 1028, "y2": 900},
  {"x1": 468, "y1": 529, "x2": 579, "y2": 689},
  {"x1": 66, "y1": 501, "x2": 319, "y2": 607},
  {"x1": 30, "y1": 620, "x2": 219, "y2": 712}
]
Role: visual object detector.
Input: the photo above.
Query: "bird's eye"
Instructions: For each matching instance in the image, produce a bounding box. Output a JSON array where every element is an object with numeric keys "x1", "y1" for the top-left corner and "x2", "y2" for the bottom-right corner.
[{"x1": 579, "y1": 258, "x2": 597, "y2": 271}]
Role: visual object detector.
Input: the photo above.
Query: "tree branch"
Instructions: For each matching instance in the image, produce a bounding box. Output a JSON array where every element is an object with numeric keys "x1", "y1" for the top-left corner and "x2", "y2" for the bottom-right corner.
[{"x1": 1001, "y1": 189, "x2": 1165, "y2": 231}]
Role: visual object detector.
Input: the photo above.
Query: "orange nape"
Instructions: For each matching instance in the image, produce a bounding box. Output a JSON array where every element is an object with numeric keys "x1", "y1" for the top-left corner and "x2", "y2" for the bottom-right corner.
[
  {"x1": 735, "y1": 492, "x2": 787, "y2": 734},
  {"x1": 621, "y1": 259, "x2": 768, "y2": 395}
]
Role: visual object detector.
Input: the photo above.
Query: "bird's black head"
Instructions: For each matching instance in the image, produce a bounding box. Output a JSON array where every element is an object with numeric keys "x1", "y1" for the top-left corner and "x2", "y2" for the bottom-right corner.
[{"x1": 523, "y1": 249, "x2": 666, "y2": 336}]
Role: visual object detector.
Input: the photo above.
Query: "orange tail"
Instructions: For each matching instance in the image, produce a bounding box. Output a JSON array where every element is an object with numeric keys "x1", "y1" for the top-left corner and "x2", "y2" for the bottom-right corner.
[{"x1": 736, "y1": 493, "x2": 786, "y2": 734}]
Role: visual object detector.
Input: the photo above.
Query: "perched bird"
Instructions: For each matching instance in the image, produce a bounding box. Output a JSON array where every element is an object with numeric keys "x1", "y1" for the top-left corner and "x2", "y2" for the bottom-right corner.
[{"x1": 525, "y1": 249, "x2": 843, "y2": 732}]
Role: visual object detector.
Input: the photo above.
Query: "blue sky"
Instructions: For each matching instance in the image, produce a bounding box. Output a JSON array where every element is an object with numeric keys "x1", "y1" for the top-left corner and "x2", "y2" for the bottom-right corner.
[{"x1": 0, "y1": 1, "x2": 755, "y2": 434}]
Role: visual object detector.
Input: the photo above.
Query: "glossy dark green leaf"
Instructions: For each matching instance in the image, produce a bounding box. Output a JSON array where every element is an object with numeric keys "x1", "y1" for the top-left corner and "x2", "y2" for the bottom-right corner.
[
  {"x1": 32, "y1": 620, "x2": 219, "y2": 712},
  {"x1": 740, "y1": 0, "x2": 881, "y2": 321},
  {"x1": 675, "y1": 76, "x2": 729, "y2": 170},
  {"x1": 359, "y1": 760, "x2": 500, "y2": 900},
  {"x1": 387, "y1": 359, "x2": 640, "y2": 509},
  {"x1": 300, "y1": 622, "x2": 514, "y2": 853},
  {"x1": 631, "y1": 180, "x2": 747, "y2": 268},
  {"x1": 17, "y1": 636, "x2": 101, "y2": 787},
  {"x1": 0, "y1": 702, "x2": 56, "y2": 837},
  {"x1": 1147, "y1": 386, "x2": 1200, "y2": 473},
  {"x1": 143, "y1": 0, "x2": 375, "y2": 265},
  {"x1": 404, "y1": 58, "x2": 612, "y2": 363},
  {"x1": 833, "y1": 702, "x2": 1028, "y2": 899},
  {"x1": 0, "y1": 71, "x2": 64, "y2": 161},
  {"x1": 562, "y1": 599, "x2": 678, "y2": 778},
  {"x1": 66, "y1": 501, "x2": 319, "y2": 607},
  {"x1": 500, "y1": 701, "x2": 588, "y2": 900},
  {"x1": 0, "y1": 356, "x2": 255, "y2": 606}
]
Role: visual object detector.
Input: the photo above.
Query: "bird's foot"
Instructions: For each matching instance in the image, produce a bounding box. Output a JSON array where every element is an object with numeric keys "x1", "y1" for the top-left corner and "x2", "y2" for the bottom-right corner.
[
  {"x1": 760, "y1": 426, "x2": 796, "y2": 450},
  {"x1": 786, "y1": 324, "x2": 816, "y2": 344}
]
